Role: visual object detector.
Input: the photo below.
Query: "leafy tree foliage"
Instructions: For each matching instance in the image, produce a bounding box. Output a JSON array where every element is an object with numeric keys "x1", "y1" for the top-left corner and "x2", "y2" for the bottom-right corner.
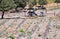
[
  {"x1": 55, "y1": 0, "x2": 60, "y2": 3},
  {"x1": 30, "y1": 0, "x2": 37, "y2": 6},
  {"x1": 13, "y1": 0, "x2": 26, "y2": 12},
  {"x1": 27, "y1": 0, "x2": 37, "y2": 8},
  {"x1": 38, "y1": 0, "x2": 47, "y2": 5},
  {"x1": 0, "y1": 0, "x2": 2, "y2": 3},
  {"x1": 0, "y1": 0, "x2": 16, "y2": 19}
]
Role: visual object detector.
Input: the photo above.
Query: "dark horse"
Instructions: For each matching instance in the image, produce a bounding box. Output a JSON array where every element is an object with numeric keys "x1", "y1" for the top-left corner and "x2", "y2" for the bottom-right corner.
[{"x1": 28, "y1": 8, "x2": 37, "y2": 17}]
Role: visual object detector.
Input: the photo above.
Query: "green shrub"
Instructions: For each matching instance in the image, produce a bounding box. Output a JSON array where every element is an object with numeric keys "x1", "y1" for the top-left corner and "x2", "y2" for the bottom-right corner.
[{"x1": 9, "y1": 35, "x2": 14, "y2": 39}]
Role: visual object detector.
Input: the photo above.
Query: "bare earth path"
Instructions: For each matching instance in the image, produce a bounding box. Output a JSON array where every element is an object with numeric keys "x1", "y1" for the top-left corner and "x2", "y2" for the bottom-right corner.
[{"x1": 0, "y1": 12, "x2": 60, "y2": 39}]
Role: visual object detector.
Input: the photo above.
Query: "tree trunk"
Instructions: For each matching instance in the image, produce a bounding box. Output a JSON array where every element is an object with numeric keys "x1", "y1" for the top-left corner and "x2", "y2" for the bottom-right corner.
[{"x1": 1, "y1": 11, "x2": 4, "y2": 19}]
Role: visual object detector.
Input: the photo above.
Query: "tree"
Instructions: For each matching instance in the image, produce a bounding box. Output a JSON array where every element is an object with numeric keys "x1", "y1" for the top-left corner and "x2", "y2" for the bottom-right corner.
[
  {"x1": 34, "y1": 0, "x2": 37, "y2": 5},
  {"x1": 39, "y1": 0, "x2": 47, "y2": 5},
  {"x1": 38, "y1": 0, "x2": 47, "y2": 9},
  {"x1": 19, "y1": 0, "x2": 26, "y2": 8},
  {"x1": 24, "y1": 0, "x2": 29, "y2": 5},
  {"x1": 0, "y1": 0, "x2": 2, "y2": 3},
  {"x1": 27, "y1": 0, "x2": 37, "y2": 8},
  {"x1": 0, "y1": 0, "x2": 16, "y2": 19},
  {"x1": 13, "y1": 0, "x2": 26, "y2": 12},
  {"x1": 30, "y1": 0, "x2": 37, "y2": 6},
  {"x1": 55, "y1": 0, "x2": 60, "y2": 3}
]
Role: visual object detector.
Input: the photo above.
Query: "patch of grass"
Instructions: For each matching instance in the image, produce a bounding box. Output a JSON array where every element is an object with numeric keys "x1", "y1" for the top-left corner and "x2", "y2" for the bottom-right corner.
[
  {"x1": 19, "y1": 29, "x2": 25, "y2": 32},
  {"x1": 18, "y1": 29, "x2": 25, "y2": 36},
  {"x1": 56, "y1": 25, "x2": 60, "y2": 29},
  {"x1": 27, "y1": 31, "x2": 31, "y2": 35},
  {"x1": 8, "y1": 35, "x2": 14, "y2": 39}
]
